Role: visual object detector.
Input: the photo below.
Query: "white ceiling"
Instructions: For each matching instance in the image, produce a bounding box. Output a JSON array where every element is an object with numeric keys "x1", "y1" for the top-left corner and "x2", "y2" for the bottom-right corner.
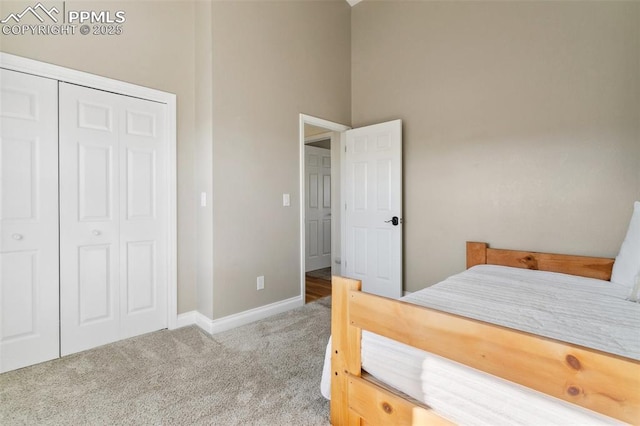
[{"x1": 346, "y1": 0, "x2": 363, "y2": 6}]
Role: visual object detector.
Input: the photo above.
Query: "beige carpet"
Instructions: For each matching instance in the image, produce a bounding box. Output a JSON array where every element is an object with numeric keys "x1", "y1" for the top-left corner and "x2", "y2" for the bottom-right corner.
[{"x1": 0, "y1": 297, "x2": 332, "y2": 425}]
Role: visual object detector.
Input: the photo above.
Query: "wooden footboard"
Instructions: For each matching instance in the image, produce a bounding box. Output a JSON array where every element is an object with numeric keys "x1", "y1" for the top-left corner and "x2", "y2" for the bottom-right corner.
[{"x1": 330, "y1": 242, "x2": 639, "y2": 425}]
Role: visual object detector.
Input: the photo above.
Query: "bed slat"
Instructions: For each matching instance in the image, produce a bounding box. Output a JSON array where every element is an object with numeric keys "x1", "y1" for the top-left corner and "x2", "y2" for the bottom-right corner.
[{"x1": 348, "y1": 374, "x2": 454, "y2": 426}]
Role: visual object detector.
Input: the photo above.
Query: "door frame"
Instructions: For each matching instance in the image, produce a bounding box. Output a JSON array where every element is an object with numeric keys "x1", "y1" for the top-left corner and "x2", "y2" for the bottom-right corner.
[
  {"x1": 0, "y1": 52, "x2": 179, "y2": 329},
  {"x1": 298, "y1": 114, "x2": 349, "y2": 300}
]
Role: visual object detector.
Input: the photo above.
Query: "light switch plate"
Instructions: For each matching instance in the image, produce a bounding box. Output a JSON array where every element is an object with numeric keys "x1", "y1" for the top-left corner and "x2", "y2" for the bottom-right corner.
[{"x1": 283, "y1": 193, "x2": 290, "y2": 207}]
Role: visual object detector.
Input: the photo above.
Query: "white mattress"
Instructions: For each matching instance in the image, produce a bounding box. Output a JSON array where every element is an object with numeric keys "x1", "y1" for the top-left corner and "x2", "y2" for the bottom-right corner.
[{"x1": 321, "y1": 265, "x2": 640, "y2": 425}]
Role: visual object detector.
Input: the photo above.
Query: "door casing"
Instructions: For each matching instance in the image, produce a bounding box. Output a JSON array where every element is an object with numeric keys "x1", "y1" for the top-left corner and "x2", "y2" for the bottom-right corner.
[{"x1": 298, "y1": 114, "x2": 349, "y2": 301}]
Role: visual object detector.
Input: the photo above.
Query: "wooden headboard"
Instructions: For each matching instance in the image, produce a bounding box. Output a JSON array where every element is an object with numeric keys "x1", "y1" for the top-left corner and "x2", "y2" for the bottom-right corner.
[{"x1": 466, "y1": 241, "x2": 614, "y2": 281}]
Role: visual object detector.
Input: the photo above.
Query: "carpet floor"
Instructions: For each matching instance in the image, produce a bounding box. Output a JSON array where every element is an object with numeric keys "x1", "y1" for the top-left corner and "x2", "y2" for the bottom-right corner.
[{"x1": 0, "y1": 297, "x2": 332, "y2": 425}]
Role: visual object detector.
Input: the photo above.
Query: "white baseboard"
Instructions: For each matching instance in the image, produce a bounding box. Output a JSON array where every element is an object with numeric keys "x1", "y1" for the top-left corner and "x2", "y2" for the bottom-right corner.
[
  {"x1": 403, "y1": 290, "x2": 412, "y2": 297},
  {"x1": 174, "y1": 296, "x2": 304, "y2": 335},
  {"x1": 175, "y1": 311, "x2": 197, "y2": 329}
]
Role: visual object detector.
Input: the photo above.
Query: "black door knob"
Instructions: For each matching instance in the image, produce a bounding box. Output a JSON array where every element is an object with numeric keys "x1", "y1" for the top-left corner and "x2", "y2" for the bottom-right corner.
[{"x1": 385, "y1": 216, "x2": 400, "y2": 226}]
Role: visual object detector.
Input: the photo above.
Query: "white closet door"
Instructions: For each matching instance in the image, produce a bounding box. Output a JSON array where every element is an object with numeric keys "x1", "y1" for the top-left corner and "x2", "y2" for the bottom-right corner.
[
  {"x1": 59, "y1": 84, "x2": 121, "y2": 354},
  {"x1": 0, "y1": 69, "x2": 59, "y2": 372},
  {"x1": 59, "y1": 83, "x2": 167, "y2": 355},
  {"x1": 118, "y1": 94, "x2": 167, "y2": 339}
]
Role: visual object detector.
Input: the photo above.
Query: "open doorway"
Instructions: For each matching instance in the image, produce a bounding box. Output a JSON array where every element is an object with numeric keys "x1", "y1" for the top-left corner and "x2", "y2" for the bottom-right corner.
[{"x1": 299, "y1": 115, "x2": 349, "y2": 303}]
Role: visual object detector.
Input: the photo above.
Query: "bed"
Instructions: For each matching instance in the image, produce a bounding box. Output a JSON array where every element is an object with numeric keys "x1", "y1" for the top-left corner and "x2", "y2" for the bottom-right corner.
[{"x1": 326, "y1": 242, "x2": 640, "y2": 425}]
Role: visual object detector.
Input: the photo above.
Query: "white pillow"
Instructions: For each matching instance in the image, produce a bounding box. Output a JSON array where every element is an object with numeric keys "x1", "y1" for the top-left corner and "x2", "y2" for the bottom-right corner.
[{"x1": 611, "y1": 201, "x2": 640, "y2": 291}]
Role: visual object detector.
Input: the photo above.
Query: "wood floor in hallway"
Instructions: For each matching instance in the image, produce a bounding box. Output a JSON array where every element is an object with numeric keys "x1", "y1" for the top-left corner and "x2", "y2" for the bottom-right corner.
[{"x1": 305, "y1": 274, "x2": 331, "y2": 303}]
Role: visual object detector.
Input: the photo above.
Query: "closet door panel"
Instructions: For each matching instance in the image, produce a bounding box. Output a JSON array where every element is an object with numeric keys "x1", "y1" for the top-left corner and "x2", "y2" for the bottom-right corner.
[
  {"x1": 119, "y1": 97, "x2": 167, "y2": 338},
  {"x1": 59, "y1": 83, "x2": 120, "y2": 355},
  {"x1": 77, "y1": 244, "x2": 114, "y2": 323},
  {"x1": 0, "y1": 69, "x2": 59, "y2": 372},
  {"x1": 78, "y1": 142, "x2": 114, "y2": 221}
]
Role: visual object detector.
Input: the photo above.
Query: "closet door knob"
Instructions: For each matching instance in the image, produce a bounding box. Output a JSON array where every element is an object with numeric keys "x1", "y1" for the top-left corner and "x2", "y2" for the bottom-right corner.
[
  {"x1": 92, "y1": 230, "x2": 101, "y2": 236},
  {"x1": 12, "y1": 233, "x2": 23, "y2": 240}
]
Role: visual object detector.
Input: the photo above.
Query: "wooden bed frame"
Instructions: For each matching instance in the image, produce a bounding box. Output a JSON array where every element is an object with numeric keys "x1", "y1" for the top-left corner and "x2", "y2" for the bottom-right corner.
[{"x1": 331, "y1": 242, "x2": 639, "y2": 425}]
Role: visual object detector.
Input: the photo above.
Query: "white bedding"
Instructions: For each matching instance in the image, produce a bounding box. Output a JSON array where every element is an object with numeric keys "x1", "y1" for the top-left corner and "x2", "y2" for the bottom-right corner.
[{"x1": 321, "y1": 265, "x2": 640, "y2": 425}]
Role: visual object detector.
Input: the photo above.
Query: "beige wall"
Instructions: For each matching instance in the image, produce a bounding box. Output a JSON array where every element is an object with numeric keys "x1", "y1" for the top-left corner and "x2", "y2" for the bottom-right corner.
[
  {"x1": 194, "y1": 1, "x2": 214, "y2": 319},
  {"x1": 352, "y1": 1, "x2": 640, "y2": 292},
  {"x1": 210, "y1": 1, "x2": 351, "y2": 318},
  {"x1": 0, "y1": 0, "x2": 198, "y2": 313}
]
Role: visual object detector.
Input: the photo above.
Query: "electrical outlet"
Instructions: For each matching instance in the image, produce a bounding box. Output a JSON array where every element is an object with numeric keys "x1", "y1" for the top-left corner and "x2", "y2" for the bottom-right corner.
[{"x1": 257, "y1": 276, "x2": 264, "y2": 290}]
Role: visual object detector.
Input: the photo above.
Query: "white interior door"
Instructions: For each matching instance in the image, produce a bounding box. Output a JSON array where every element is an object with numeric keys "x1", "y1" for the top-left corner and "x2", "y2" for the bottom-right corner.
[
  {"x1": 0, "y1": 69, "x2": 59, "y2": 372},
  {"x1": 59, "y1": 83, "x2": 120, "y2": 354},
  {"x1": 59, "y1": 83, "x2": 167, "y2": 355},
  {"x1": 305, "y1": 146, "x2": 332, "y2": 272},
  {"x1": 343, "y1": 120, "x2": 402, "y2": 298},
  {"x1": 118, "y1": 93, "x2": 168, "y2": 340}
]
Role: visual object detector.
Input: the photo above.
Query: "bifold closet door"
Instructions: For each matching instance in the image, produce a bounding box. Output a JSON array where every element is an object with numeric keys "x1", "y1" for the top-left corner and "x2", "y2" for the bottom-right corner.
[
  {"x1": 0, "y1": 69, "x2": 60, "y2": 372},
  {"x1": 59, "y1": 83, "x2": 167, "y2": 355}
]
